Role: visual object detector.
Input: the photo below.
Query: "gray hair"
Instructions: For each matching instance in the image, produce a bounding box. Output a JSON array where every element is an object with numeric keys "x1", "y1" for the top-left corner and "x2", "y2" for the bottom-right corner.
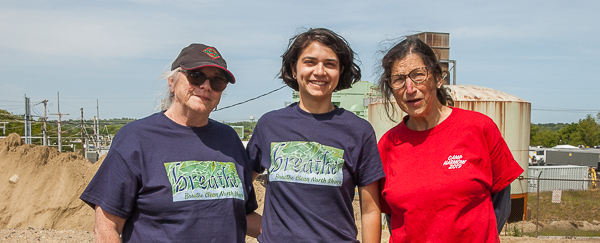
[{"x1": 159, "y1": 67, "x2": 181, "y2": 111}]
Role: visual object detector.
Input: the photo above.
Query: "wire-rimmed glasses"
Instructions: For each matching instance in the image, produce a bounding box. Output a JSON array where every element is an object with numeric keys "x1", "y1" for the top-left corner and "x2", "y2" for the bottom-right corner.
[{"x1": 388, "y1": 65, "x2": 432, "y2": 90}]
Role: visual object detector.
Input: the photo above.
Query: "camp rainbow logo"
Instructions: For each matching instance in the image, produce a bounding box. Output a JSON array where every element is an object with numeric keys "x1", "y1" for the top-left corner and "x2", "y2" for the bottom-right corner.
[
  {"x1": 203, "y1": 47, "x2": 221, "y2": 59},
  {"x1": 443, "y1": 154, "x2": 467, "y2": 170}
]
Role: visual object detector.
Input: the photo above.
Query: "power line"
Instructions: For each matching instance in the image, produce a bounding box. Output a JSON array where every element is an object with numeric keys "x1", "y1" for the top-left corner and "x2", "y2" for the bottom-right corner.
[
  {"x1": 214, "y1": 85, "x2": 288, "y2": 111},
  {"x1": 532, "y1": 106, "x2": 600, "y2": 113}
]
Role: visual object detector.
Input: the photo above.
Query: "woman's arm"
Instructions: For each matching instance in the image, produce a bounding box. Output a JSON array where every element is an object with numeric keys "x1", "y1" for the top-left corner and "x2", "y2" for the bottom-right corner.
[
  {"x1": 247, "y1": 171, "x2": 263, "y2": 237},
  {"x1": 359, "y1": 181, "x2": 381, "y2": 243},
  {"x1": 252, "y1": 171, "x2": 261, "y2": 181},
  {"x1": 95, "y1": 205, "x2": 126, "y2": 243}
]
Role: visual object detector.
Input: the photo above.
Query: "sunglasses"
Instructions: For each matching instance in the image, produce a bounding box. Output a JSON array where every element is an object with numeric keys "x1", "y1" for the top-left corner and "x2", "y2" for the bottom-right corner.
[{"x1": 180, "y1": 69, "x2": 228, "y2": 92}]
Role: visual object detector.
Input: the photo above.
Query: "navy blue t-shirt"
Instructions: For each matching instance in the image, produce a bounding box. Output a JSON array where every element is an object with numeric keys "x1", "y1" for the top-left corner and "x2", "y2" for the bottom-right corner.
[
  {"x1": 247, "y1": 103, "x2": 385, "y2": 243},
  {"x1": 80, "y1": 112, "x2": 257, "y2": 243}
]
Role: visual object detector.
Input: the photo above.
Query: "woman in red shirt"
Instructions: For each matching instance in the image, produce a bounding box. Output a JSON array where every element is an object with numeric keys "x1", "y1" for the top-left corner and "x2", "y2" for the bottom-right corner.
[{"x1": 376, "y1": 37, "x2": 523, "y2": 242}]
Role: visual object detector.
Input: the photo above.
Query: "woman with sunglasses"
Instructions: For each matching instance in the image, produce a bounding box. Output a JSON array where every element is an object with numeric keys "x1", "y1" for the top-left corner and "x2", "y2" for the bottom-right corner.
[
  {"x1": 247, "y1": 28, "x2": 384, "y2": 243},
  {"x1": 81, "y1": 43, "x2": 259, "y2": 242},
  {"x1": 376, "y1": 37, "x2": 523, "y2": 242}
]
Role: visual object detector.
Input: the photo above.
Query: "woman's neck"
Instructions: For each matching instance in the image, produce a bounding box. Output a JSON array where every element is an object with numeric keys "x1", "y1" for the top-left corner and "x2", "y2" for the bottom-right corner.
[
  {"x1": 406, "y1": 104, "x2": 452, "y2": 131},
  {"x1": 298, "y1": 95, "x2": 335, "y2": 114},
  {"x1": 164, "y1": 104, "x2": 209, "y2": 127}
]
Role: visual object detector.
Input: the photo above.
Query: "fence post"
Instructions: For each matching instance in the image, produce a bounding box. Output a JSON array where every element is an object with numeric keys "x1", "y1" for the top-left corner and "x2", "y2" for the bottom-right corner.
[{"x1": 536, "y1": 171, "x2": 543, "y2": 238}]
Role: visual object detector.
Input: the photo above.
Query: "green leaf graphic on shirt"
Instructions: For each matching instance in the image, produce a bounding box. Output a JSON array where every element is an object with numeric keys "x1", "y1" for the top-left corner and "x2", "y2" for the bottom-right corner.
[
  {"x1": 164, "y1": 161, "x2": 245, "y2": 202},
  {"x1": 269, "y1": 141, "x2": 344, "y2": 186}
]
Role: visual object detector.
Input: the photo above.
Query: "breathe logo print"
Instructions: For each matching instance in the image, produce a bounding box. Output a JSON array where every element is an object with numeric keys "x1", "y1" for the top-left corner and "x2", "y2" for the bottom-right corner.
[
  {"x1": 269, "y1": 141, "x2": 344, "y2": 186},
  {"x1": 165, "y1": 161, "x2": 244, "y2": 202},
  {"x1": 443, "y1": 155, "x2": 467, "y2": 169}
]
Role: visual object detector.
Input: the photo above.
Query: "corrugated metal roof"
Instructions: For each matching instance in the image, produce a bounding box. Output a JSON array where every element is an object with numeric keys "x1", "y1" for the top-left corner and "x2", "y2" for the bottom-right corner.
[{"x1": 447, "y1": 85, "x2": 528, "y2": 102}]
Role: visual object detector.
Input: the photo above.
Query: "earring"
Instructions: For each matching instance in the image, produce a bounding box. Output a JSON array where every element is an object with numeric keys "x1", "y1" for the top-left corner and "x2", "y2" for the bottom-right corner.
[{"x1": 293, "y1": 75, "x2": 296, "y2": 79}]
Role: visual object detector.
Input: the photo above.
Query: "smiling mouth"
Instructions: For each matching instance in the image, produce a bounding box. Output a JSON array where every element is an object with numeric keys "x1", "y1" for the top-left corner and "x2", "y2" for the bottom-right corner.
[{"x1": 309, "y1": 80, "x2": 327, "y2": 86}]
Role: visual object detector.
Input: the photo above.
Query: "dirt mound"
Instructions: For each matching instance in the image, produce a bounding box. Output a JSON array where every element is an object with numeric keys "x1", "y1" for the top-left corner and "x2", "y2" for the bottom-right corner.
[
  {"x1": 0, "y1": 133, "x2": 102, "y2": 231},
  {"x1": 505, "y1": 220, "x2": 600, "y2": 235}
]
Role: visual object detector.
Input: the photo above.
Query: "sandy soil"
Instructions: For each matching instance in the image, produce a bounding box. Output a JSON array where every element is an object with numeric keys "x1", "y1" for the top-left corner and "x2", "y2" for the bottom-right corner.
[{"x1": 1, "y1": 133, "x2": 599, "y2": 242}]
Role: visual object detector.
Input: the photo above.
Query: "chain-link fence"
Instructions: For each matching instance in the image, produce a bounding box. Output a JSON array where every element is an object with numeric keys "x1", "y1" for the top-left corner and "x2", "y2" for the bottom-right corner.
[{"x1": 503, "y1": 173, "x2": 600, "y2": 238}]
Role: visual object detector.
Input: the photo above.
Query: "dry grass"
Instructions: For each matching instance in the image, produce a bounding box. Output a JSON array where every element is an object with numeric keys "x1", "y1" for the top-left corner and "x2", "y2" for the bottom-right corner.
[
  {"x1": 523, "y1": 189, "x2": 600, "y2": 237},
  {"x1": 528, "y1": 189, "x2": 600, "y2": 222}
]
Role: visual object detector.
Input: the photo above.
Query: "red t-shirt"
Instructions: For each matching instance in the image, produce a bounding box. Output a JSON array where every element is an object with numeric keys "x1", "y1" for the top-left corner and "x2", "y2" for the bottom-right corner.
[{"x1": 378, "y1": 107, "x2": 523, "y2": 243}]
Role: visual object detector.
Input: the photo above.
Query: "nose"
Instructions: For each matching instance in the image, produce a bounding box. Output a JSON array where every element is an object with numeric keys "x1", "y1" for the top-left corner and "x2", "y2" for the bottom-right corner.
[
  {"x1": 404, "y1": 77, "x2": 416, "y2": 94},
  {"x1": 315, "y1": 62, "x2": 325, "y2": 76},
  {"x1": 197, "y1": 77, "x2": 212, "y2": 91}
]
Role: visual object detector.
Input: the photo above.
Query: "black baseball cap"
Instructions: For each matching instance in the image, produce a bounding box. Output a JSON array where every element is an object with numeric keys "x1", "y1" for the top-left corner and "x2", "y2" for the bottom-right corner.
[{"x1": 171, "y1": 43, "x2": 236, "y2": 84}]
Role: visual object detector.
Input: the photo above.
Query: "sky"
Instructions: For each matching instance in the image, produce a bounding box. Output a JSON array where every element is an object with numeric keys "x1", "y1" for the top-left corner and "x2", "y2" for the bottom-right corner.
[{"x1": 0, "y1": 0, "x2": 598, "y2": 124}]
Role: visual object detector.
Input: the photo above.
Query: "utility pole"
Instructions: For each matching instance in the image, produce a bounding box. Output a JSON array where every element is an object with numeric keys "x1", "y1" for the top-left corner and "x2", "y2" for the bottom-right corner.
[
  {"x1": 96, "y1": 99, "x2": 101, "y2": 153},
  {"x1": 24, "y1": 95, "x2": 32, "y2": 144},
  {"x1": 80, "y1": 108, "x2": 85, "y2": 156},
  {"x1": 91, "y1": 116, "x2": 100, "y2": 155},
  {"x1": 42, "y1": 100, "x2": 48, "y2": 146},
  {"x1": 50, "y1": 92, "x2": 68, "y2": 152},
  {"x1": 0, "y1": 122, "x2": 8, "y2": 135}
]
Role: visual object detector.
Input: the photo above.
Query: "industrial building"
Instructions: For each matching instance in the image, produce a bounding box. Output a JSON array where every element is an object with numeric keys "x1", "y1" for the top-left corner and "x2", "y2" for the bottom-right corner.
[
  {"x1": 292, "y1": 80, "x2": 377, "y2": 120},
  {"x1": 530, "y1": 145, "x2": 600, "y2": 168}
]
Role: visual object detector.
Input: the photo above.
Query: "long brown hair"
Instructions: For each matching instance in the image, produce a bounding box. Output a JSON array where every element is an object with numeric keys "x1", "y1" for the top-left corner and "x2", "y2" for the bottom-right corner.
[{"x1": 377, "y1": 37, "x2": 453, "y2": 122}]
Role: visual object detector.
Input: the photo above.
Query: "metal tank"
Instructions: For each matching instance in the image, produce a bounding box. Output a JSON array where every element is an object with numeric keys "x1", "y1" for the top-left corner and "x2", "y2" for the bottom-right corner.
[
  {"x1": 367, "y1": 84, "x2": 530, "y2": 217},
  {"x1": 448, "y1": 85, "x2": 530, "y2": 196}
]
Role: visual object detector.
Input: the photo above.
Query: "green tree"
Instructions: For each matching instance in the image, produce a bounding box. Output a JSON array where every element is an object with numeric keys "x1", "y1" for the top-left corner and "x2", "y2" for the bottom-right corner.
[
  {"x1": 557, "y1": 123, "x2": 578, "y2": 146},
  {"x1": 531, "y1": 124, "x2": 561, "y2": 147},
  {"x1": 226, "y1": 121, "x2": 257, "y2": 140},
  {"x1": 532, "y1": 130, "x2": 560, "y2": 148},
  {"x1": 572, "y1": 114, "x2": 600, "y2": 147},
  {"x1": 530, "y1": 124, "x2": 540, "y2": 142}
]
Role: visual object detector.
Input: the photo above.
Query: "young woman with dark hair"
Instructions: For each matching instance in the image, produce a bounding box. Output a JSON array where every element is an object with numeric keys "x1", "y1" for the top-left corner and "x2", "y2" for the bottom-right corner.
[{"x1": 247, "y1": 28, "x2": 384, "y2": 243}]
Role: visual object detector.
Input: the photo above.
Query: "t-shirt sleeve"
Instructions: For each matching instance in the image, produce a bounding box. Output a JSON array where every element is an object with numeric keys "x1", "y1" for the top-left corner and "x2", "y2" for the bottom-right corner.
[
  {"x1": 355, "y1": 132, "x2": 385, "y2": 187},
  {"x1": 485, "y1": 121, "x2": 524, "y2": 193},
  {"x1": 80, "y1": 148, "x2": 139, "y2": 219},
  {"x1": 246, "y1": 123, "x2": 266, "y2": 174}
]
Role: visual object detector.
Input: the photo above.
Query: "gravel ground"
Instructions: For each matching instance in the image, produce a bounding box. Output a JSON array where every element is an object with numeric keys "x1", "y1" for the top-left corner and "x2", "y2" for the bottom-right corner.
[
  {"x1": 0, "y1": 227, "x2": 93, "y2": 243},
  {"x1": 2, "y1": 227, "x2": 600, "y2": 242}
]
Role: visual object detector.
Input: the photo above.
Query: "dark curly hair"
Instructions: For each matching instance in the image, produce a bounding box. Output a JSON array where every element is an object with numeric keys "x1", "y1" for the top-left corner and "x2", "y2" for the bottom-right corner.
[
  {"x1": 279, "y1": 28, "x2": 361, "y2": 91},
  {"x1": 377, "y1": 37, "x2": 453, "y2": 122}
]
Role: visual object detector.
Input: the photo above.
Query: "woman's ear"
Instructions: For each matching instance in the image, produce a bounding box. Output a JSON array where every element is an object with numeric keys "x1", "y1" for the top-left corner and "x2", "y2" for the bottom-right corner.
[
  {"x1": 291, "y1": 64, "x2": 297, "y2": 78},
  {"x1": 168, "y1": 75, "x2": 176, "y2": 92},
  {"x1": 436, "y1": 76, "x2": 443, "y2": 88}
]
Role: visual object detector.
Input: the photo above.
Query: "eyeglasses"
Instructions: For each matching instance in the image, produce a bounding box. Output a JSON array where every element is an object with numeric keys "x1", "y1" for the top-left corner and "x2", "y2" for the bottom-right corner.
[
  {"x1": 180, "y1": 69, "x2": 228, "y2": 92},
  {"x1": 388, "y1": 66, "x2": 432, "y2": 90}
]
